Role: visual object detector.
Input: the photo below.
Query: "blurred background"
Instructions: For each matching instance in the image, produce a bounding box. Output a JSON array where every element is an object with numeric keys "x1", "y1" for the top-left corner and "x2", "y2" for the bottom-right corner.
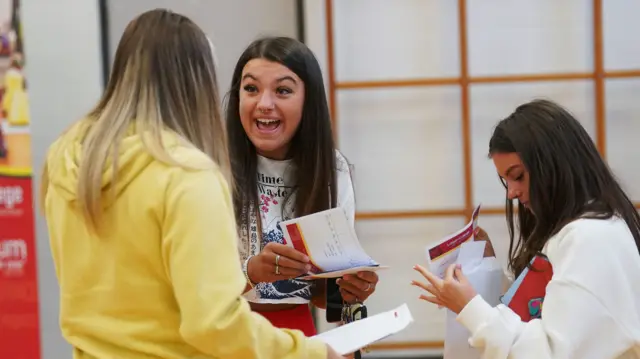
[{"x1": 1, "y1": 0, "x2": 639, "y2": 358}]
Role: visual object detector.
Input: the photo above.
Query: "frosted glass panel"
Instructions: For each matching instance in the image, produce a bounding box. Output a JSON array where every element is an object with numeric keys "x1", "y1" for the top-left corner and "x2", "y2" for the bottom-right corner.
[
  {"x1": 605, "y1": 79, "x2": 640, "y2": 202},
  {"x1": 468, "y1": 0, "x2": 592, "y2": 76},
  {"x1": 603, "y1": 0, "x2": 640, "y2": 70},
  {"x1": 355, "y1": 217, "x2": 466, "y2": 343},
  {"x1": 333, "y1": 0, "x2": 459, "y2": 81},
  {"x1": 470, "y1": 81, "x2": 596, "y2": 207},
  {"x1": 337, "y1": 87, "x2": 464, "y2": 211}
]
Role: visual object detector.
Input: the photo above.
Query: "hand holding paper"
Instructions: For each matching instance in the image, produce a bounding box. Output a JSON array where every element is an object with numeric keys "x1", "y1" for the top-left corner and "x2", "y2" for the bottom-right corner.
[
  {"x1": 412, "y1": 261, "x2": 478, "y2": 314},
  {"x1": 336, "y1": 271, "x2": 379, "y2": 304},
  {"x1": 247, "y1": 242, "x2": 312, "y2": 283},
  {"x1": 425, "y1": 205, "x2": 481, "y2": 279},
  {"x1": 280, "y1": 207, "x2": 388, "y2": 279},
  {"x1": 417, "y1": 206, "x2": 505, "y2": 359}
]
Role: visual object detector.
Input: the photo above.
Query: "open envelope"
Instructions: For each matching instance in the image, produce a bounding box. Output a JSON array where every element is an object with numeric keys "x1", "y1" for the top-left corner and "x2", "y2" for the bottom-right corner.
[{"x1": 443, "y1": 241, "x2": 504, "y2": 359}]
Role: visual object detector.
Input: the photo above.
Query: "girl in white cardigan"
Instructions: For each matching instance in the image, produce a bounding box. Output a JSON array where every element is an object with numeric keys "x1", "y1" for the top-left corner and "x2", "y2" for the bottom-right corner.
[{"x1": 413, "y1": 99, "x2": 640, "y2": 358}]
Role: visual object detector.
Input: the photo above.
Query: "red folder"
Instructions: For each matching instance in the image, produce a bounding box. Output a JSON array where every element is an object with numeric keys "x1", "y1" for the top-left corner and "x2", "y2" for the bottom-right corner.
[{"x1": 501, "y1": 256, "x2": 553, "y2": 322}]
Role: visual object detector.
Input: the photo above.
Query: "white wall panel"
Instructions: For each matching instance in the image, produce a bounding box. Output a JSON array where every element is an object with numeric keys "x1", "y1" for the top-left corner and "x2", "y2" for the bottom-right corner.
[
  {"x1": 338, "y1": 86, "x2": 464, "y2": 212},
  {"x1": 604, "y1": 0, "x2": 640, "y2": 71},
  {"x1": 468, "y1": 0, "x2": 593, "y2": 76},
  {"x1": 605, "y1": 78, "x2": 640, "y2": 202},
  {"x1": 333, "y1": 0, "x2": 459, "y2": 82}
]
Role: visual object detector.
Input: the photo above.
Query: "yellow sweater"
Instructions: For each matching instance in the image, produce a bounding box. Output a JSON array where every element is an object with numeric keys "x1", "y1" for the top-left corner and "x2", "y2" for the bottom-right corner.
[{"x1": 44, "y1": 122, "x2": 327, "y2": 359}]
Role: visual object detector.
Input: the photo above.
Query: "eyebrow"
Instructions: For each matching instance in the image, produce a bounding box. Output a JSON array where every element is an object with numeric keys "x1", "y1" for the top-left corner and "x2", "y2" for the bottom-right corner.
[
  {"x1": 504, "y1": 164, "x2": 520, "y2": 177},
  {"x1": 241, "y1": 73, "x2": 298, "y2": 84},
  {"x1": 276, "y1": 75, "x2": 297, "y2": 84}
]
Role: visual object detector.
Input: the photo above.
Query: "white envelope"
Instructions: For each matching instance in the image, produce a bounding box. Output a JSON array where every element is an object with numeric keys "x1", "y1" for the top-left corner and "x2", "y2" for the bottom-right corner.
[
  {"x1": 312, "y1": 303, "x2": 414, "y2": 355},
  {"x1": 444, "y1": 242, "x2": 504, "y2": 359}
]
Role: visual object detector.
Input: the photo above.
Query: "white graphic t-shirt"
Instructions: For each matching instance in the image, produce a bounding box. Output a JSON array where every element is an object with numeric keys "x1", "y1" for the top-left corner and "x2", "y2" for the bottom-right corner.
[{"x1": 243, "y1": 151, "x2": 355, "y2": 304}]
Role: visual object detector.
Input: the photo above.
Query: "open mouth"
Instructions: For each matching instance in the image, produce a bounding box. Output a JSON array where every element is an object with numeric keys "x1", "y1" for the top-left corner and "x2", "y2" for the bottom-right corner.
[{"x1": 255, "y1": 118, "x2": 281, "y2": 133}]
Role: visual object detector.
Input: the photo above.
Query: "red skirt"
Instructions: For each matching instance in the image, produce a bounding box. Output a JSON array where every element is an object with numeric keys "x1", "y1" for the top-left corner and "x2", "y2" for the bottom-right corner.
[{"x1": 256, "y1": 304, "x2": 317, "y2": 337}]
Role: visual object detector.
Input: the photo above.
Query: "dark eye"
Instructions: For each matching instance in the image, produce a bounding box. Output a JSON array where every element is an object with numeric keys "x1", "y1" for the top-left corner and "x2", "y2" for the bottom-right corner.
[
  {"x1": 514, "y1": 174, "x2": 524, "y2": 181},
  {"x1": 276, "y1": 87, "x2": 292, "y2": 95},
  {"x1": 243, "y1": 84, "x2": 258, "y2": 93}
]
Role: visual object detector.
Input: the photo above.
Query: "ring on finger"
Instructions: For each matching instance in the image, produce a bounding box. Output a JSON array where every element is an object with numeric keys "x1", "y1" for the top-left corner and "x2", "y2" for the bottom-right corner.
[
  {"x1": 364, "y1": 283, "x2": 372, "y2": 292},
  {"x1": 275, "y1": 254, "x2": 280, "y2": 275}
]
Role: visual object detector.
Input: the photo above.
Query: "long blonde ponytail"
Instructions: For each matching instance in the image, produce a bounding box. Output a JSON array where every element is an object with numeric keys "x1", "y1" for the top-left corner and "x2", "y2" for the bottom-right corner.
[{"x1": 41, "y1": 9, "x2": 231, "y2": 233}]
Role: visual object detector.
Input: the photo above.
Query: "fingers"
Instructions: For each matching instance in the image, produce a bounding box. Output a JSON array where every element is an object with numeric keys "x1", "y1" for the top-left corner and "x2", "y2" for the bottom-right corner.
[
  {"x1": 445, "y1": 263, "x2": 457, "y2": 281},
  {"x1": 337, "y1": 279, "x2": 366, "y2": 298},
  {"x1": 413, "y1": 264, "x2": 442, "y2": 288},
  {"x1": 252, "y1": 245, "x2": 311, "y2": 282},
  {"x1": 410, "y1": 280, "x2": 437, "y2": 296},
  {"x1": 266, "y1": 242, "x2": 310, "y2": 264},
  {"x1": 419, "y1": 295, "x2": 444, "y2": 306},
  {"x1": 355, "y1": 271, "x2": 378, "y2": 283},
  {"x1": 454, "y1": 266, "x2": 468, "y2": 285},
  {"x1": 269, "y1": 252, "x2": 311, "y2": 272},
  {"x1": 341, "y1": 274, "x2": 373, "y2": 291},
  {"x1": 338, "y1": 273, "x2": 377, "y2": 303},
  {"x1": 273, "y1": 265, "x2": 306, "y2": 278},
  {"x1": 339, "y1": 288, "x2": 359, "y2": 304}
]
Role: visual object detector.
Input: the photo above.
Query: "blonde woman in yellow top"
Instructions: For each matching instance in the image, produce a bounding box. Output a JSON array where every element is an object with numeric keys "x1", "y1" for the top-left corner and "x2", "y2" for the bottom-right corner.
[{"x1": 41, "y1": 9, "x2": 343, "y2": 359}]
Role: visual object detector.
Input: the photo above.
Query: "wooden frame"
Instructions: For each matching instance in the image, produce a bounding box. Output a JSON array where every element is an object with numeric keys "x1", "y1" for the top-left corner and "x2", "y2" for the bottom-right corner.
[{"x1": 323, "y1": 0, "x2": 640, "y2": 351}]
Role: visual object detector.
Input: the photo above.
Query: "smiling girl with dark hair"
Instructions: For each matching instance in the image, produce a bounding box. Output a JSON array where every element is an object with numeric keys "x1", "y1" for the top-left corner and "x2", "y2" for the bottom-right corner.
[{"x1": 226, "y1": 36, "x2": 379, "y2": 337}]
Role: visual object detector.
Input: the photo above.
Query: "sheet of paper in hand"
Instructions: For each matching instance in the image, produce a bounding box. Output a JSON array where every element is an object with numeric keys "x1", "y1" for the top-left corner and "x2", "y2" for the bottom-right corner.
[
  {"x1": 280, "y1": 207, "x2": 388, "y2": 280},
  {"x1": 426, "y1": 204, "x2": 482, "y2": 279},
  {"x1": 313, "y1": 303, "x2": 414, "y2": 355}
]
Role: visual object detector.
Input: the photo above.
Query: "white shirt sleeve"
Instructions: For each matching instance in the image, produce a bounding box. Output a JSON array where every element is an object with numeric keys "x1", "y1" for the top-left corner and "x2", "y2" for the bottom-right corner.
[
  {"x1": 455, "y1": 218, "x2": 640, "y2": 359},
  {"x1": 335, "y1": 151, "x2": 356, "y2": 228}
]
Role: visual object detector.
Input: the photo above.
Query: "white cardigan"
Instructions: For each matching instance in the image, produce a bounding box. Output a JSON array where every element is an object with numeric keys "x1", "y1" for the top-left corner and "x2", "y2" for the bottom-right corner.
[{"x1": 457, "y1": 217, "x2": 640, "y2": 359}]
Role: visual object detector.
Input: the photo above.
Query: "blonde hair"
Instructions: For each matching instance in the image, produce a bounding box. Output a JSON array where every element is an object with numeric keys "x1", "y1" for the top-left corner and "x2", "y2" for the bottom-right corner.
[{"x1": 40, "y1": 9, "x2": 230, "y2": 231}]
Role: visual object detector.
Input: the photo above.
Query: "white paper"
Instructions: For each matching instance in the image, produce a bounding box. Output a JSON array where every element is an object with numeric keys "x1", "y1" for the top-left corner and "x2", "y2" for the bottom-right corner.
[
  {"x1": 312, "y1": 304, "x2": 414, "y2": 355},
  {"x1": 423, "y1": 204, "x2": 504, "y2": 359},
  {"x1": 426, "y1": 205, "x2": 481, "y2": 278},
  {"x1": 457, "y1": 240, "x2": 486, "y2": 273},
  {"x1": 280, "y1": 207, "x2": 387, "y2": 278},
  {"x1": 297, "y1": 264, "x2": 390, "y2": 280},
  {"x1": 443, "y1": 256, "x2": 504, "y2": 359}
]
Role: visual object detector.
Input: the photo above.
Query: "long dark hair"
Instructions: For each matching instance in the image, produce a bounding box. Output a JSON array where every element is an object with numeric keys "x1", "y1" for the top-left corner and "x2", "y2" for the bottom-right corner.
[
  {"x1": 225, "y1": 36, "x2": 338, "y2": 226},
  {"x1": 489, "y1": 99, "x2": 640, "y2": 276}
]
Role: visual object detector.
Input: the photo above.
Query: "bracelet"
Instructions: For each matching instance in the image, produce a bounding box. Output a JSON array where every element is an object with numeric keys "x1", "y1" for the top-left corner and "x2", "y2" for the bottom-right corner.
[{"x1": 242, "y1": 256, "x2": 256, "y2": 288}]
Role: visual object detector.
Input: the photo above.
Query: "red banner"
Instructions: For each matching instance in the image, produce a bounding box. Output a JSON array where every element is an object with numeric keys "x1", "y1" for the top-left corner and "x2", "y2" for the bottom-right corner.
[
  {"x1": 0, "y1": 175, "x2": 41, "y2": 359},
  {"x1": 0, "y1": 0, "x2": 41, "y2": 357}
]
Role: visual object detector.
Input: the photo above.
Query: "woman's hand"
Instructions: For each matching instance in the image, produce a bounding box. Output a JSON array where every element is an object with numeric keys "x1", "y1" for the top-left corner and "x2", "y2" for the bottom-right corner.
[
  {"x1": 411, "y1": 263, "x2": 477, "y2": 314},
  {"x1": 247, "y1": 242, "x2": 312, "y2": 283},
  {"x1": 474, "y1": 226, "x2": 496, "y2": 258},
  {"x1": 337, "y1": 271, "x2": 378, "y2": 303}
]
